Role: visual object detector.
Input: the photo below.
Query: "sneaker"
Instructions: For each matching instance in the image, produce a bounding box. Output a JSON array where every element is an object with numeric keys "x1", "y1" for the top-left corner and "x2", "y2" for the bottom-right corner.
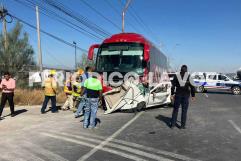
[{"x1": 88, "y1": 126, "x2": 98, "y2": 129}]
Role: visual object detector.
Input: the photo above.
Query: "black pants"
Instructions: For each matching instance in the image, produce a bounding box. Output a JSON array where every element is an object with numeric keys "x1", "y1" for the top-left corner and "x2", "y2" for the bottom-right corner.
[
  {"x1": 41, "y1": 96, "x2": 57, "y2": 113},
  {"x1": 0, "y1": 93, "x2": 15, "y2": 117},
  {"x1": 171, "y1": 95, "x2": 189, "y2": 127}
]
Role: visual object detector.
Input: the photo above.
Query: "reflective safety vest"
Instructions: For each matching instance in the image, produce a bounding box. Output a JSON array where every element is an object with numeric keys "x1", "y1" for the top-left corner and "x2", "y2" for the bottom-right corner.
[
  {"x1": 84, "y1": 77, "x2": 102, "y2": 91},
  {"x1": 64, "y1": 80, "x2": 72, "y2": 95},
  {"x1": 72, "y1": 81, "x2": 81, "y2": 97},
  {"x1": 44, "y1": 77, "x2": 57, "y2": 96}
]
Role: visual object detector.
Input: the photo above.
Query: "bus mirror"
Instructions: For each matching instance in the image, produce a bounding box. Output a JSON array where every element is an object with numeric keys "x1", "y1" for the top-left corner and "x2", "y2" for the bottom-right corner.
[{"x1": 88, "y1": 44, "x2": 100, "y2": 60}]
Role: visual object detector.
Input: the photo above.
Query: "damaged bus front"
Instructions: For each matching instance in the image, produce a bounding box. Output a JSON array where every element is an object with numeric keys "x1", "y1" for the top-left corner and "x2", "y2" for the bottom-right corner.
[{"x1": 88, "y1": 33, "x2": 171, "y2": 114}]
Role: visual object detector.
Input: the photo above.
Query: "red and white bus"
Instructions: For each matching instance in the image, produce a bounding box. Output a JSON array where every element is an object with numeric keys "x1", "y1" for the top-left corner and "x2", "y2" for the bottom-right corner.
[{"x1": 88, "y1": 33, "x2": 171, "y2": 113}]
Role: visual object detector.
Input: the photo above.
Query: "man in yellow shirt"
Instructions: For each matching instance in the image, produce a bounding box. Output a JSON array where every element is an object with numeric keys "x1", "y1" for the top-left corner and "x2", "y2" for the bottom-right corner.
[
  {"x1": 72, "y1": 76, "x2": 82, "y2": 111},
  {"x1": 41, "y1": 70, "x2": 58, "y2": 114},
  {"x1": 61, "y1": 74, "x2": 73, "y2": 110}
]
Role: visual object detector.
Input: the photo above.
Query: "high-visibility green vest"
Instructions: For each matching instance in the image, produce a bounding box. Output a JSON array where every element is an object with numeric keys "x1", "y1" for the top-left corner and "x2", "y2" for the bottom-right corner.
[{"x1": 84, "y1": 77, "x2": 102, "y2": 91}]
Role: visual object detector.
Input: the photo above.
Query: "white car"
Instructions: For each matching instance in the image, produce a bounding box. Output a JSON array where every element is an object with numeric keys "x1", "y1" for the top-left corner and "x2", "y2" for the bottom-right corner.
[{"x1": 193, "y1": 73, "x2": 241, "y2": 95}]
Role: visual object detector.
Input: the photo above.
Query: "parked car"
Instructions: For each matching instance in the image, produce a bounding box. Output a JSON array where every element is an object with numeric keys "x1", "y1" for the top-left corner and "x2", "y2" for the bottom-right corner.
[{"x1": 193, "y1": 72, "x2": 241, "y2": 95}]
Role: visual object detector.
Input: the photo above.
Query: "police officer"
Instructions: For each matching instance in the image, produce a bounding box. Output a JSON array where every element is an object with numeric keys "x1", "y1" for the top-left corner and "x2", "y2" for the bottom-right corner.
[{"x1": 170, "y1": 65, "x2": 196, "y2": 129}]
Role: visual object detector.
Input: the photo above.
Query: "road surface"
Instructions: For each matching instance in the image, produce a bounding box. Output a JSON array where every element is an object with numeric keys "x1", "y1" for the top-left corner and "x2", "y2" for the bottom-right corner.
[{"x1": 0, "y1": 91, "x2": 240, "y2": 161}]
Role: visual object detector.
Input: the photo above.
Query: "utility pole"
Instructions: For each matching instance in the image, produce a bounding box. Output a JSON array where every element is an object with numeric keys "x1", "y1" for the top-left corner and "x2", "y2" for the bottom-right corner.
[
  {"x1": 1, "y1": 5, "x2": 8, "y2": 49},
  {"x1": 122, "y1": 0, "x2": 132, "y2": 33},
  {"x1": 73, "y1": 41, "x2": 77, "y2": 70},
  {"x1": 36, "y1": 6, "x2": 43, "y2": 71}
]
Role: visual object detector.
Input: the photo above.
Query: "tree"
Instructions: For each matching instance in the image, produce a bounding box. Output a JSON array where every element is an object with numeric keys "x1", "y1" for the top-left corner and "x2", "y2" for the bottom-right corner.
[
  {"x1": 77, "y1": 52, "x2": 96, "y2": 70},
  {"x1": 0, "y1": 22, "x2": 35, "y2": 75}
]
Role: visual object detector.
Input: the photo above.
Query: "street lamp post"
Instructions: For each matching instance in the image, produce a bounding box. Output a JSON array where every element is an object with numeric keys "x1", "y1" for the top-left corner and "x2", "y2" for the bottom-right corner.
[
  {"x1": 73, "y1": 41, "x2": 77, "y2": 70},
  {"x1": 122, "y1": 0, "x2": 132, "y2": 33}
]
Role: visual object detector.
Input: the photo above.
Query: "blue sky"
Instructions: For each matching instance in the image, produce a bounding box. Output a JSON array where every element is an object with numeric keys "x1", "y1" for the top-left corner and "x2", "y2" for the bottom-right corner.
[{"x1": 2, "y1": 0, "x2": 241, "y2": 72}]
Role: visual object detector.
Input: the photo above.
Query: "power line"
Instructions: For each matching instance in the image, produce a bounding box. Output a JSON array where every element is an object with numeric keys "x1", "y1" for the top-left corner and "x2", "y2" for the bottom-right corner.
[
  {"x1": 27, "y1": 0, "x2": 103, "y2": 40},
  {"x1": 110, "y1": 0, "x2": 140, "y2": 33},
  {"x1": 8, "y1": 13, "x2": 88, "y2": 52},
  {"x1": 80, "y1": 0, "x2": 122, "y2": 31},
  {"x1": 118, "y1": 0, "x2": 160, "y2": 44},
  {"x1": 104, "y1": 0, "x2": 121, "y2": 16},
  {"x1": 104, "y1": 0, "x2": 140, "y2": 33},
  {"x1": 43, "y1": 0, "x2": 111, "y2": 38},
  {"x1": 14, "y1": 0, "x2": 103, "y2": 41},
  {"x1": 21, "y1": 0, "x2": 108, "y2": 39},
  {"x1": 45, "y1": 48, "x2": 72, "y2": 69},
  {"x1": 129, "y1": 5, "x2": 160, "y2": 44}
]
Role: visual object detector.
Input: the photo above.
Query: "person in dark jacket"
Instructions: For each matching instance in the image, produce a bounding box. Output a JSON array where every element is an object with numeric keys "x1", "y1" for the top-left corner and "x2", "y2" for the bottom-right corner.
[{"x1": 170, "y1": 65, "x2": 196, "y2": 129}]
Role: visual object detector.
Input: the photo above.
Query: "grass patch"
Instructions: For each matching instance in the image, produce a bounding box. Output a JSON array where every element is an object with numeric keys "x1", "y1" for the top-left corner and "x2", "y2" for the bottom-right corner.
[{"x1": 0, "y1": 88, "x2": 66, "y2": 106}]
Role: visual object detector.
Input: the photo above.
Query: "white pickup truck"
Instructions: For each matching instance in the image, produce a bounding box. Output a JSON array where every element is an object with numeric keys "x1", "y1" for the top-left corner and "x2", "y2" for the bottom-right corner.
[{"x1": 193, "y1": 72, "x2": 241, "y2": 95}]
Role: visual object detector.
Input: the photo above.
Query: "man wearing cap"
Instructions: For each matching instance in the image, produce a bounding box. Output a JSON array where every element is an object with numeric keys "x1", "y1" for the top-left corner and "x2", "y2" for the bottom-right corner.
[
  {"x1": 82, "y1": 74, "x2": 102, "y2": 128},
  {"x1": 0, "y1": 72, "x2": 16, "y2": 119},
  {"x1": 41, "y1": 70, "x2": 58, "y2": 114}
]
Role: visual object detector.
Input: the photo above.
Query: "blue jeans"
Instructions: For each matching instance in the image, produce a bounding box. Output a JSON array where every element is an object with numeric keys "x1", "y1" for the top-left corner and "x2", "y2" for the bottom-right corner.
[
  {"x1": 171, "y1": 95, "x2": 189, "y2": 127},
  {"x1": 75, "y1": 98, "x2": 87, "y2": 117},
  {"x1": 83, "y1": 98, "x2": 99, "y2": 128},
  {"x1": 41, "y1": 96, "x2": 57, "y2": 113}
]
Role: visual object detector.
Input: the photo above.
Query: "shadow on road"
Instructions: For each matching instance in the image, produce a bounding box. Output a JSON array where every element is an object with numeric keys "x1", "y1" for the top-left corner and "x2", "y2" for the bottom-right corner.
[
  {"x1": 3, "y1": 109, "x2": 28, "y2": 118},
  {"x1": 155, "y1": 115, "x2": 171, "y2": 127},
  {"x1": 205, "y1": 90, "x2": 232, "y2": 95},
  {"x1": 156, "y1": 115, "x2": 183, "y2": 128}
]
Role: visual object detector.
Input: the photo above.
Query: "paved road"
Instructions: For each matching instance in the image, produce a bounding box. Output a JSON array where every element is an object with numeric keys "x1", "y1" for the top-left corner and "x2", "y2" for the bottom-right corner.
[{"x1": 0, "y1": 92, "x2": 240, "y2": 161}]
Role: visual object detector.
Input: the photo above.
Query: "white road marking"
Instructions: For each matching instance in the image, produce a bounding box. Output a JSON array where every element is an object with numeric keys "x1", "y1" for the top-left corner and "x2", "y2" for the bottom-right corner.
[
  {"x1": 204, "y1": 93, "x2": 208, "y2": 98},
  {"x1": 78, "y1": 111, "x2": 145, "y2": 161},
  {"x1": 21, "y1": 141, "x2": 69, "y2": 161},
  {"x1": 0, "y1": 143, "x2": 45, "y2": 161},
  {"x1": 228, "y1": 120, "x2": 241, "y2": 134},
  {"x1": 56, "y1": 131, "x2": 200, "y2": 161},
  {"x1": 52, "y1": 132, "x2": 173, "y2": 161},
  {"x1": 42, "y1": 132, "x2": 148, "y2": 161}
]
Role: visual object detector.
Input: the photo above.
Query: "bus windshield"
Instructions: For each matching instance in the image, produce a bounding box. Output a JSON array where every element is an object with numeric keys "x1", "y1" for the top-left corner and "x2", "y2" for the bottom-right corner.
[{"x1": 96, "y1": 43, "x2": 144, "y2": 74}]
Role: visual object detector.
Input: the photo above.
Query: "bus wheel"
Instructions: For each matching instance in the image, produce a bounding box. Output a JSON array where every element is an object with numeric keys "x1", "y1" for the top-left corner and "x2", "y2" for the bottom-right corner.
[
  {"x1": 232, "y1": 86, "x2": 241, "y2": 95},
  {"x1": 196, "y1": 86, "x2": 205, "y2": 93}
]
